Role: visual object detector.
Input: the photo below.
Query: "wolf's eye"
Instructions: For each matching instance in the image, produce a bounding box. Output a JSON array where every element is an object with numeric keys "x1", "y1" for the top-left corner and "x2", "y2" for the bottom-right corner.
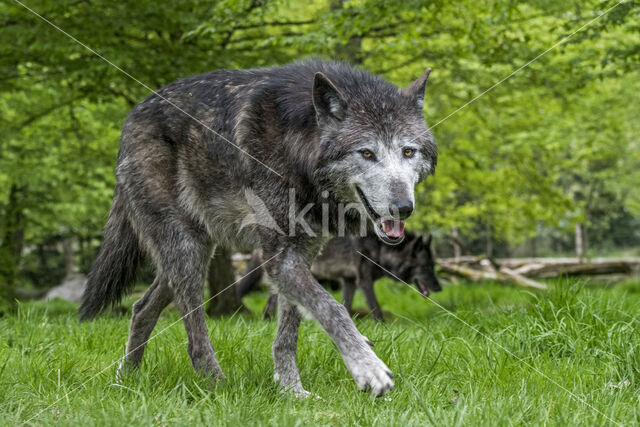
[
  {"x1": 361, "y1": 150, "x2": 375, "y2": 160},
  {"x1": 403, "y1": 148, "x2": 415, "y2": 158}
]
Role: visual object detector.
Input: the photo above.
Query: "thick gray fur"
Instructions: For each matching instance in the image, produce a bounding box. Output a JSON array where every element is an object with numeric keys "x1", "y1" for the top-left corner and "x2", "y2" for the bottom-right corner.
[{"x1": 80, "y1": 59, "x2": 437, "y2": 397}]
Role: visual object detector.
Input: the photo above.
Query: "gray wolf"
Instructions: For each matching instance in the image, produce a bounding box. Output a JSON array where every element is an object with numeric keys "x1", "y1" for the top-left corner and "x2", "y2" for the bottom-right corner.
[
  {"x1": 80, "y1": 59, "x2": 437, "y2": 397},
  {"x1": 237, "y1": 232, "x2": 441, "y2": 321}
]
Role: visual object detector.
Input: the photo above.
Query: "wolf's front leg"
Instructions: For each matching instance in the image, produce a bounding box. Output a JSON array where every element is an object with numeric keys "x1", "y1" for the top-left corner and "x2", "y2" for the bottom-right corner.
[
  {"x1": 272, "y1": 295, "x2": 309, "y2": 398},
  {"x1": 271, "y1": 251, "x2": 393, "y2": 397}
]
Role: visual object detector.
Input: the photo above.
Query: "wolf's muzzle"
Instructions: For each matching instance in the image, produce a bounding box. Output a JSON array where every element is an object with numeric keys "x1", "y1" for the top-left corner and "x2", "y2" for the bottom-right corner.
[{"x1": 389, "y1": 199, "x2": 413, "y2": 220}]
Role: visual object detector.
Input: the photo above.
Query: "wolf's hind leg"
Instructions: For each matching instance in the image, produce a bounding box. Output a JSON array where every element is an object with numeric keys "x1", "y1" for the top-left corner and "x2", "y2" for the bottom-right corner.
[
  {"x1": 357, "y1": 263, "x2": 384, "y2": 321},
  {"x1": 342, "y1": 280, "x2": 356, "y2": 313},
  {"x1": 359, "y1": 280, "x2": 384, "y2": 321},
  {"x1": 121, "y1": 276, "x2": 173, "y2": 371},
  {"x1": 272, "y1": 295, "x2": 308, "y2": 398},
  {"x1": 135, "y1": 214, "x2": 224, "y2": 382},
  {"x1": 170, "y1": 258, "x2": 225, "y2": 382},
  {"x1": 263, "y1": 293, "x2": 278, "y2": 320}
]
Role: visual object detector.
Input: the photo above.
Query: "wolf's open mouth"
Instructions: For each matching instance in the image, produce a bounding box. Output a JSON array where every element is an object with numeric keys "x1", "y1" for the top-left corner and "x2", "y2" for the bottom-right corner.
[{"x1": 355, "y1": 186, "x2": 405, "y2": 245}]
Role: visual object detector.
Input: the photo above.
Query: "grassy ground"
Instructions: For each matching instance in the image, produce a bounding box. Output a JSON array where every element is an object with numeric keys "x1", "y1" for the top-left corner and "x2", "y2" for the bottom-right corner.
[{"x1": 1, "y1": 278, "x2": 640, "y2": 426}]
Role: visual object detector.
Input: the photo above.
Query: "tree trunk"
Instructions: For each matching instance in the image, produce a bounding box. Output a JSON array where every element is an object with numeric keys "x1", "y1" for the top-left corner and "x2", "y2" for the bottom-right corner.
[
  {"x1": 583, "y1": 224, "x2": 589, "y2": 260},
  {"x1": 451, "y1": 226, "x2": 462, "y2": 259},
  {"x1": 331, "y1": 0, "x2": 363, "y2": 64},
  {"x1": 485, "y1": 223, "x2": 493, "y2": 257},
  {"x1": 0, "y1": 185, "x2": 25, "y2": 314},
  {"x1": 62, "y1": 236, "x2": 78, "y2": 280},
  {"x1": 206, "y1": 246, "x2": 245, "y2": 316},
  {"x1": 575, "y1": 223, "x2": 585, "y2": 260},
  {"x1": 530, "y1": 236, "x2": 537, "y2": 257}
]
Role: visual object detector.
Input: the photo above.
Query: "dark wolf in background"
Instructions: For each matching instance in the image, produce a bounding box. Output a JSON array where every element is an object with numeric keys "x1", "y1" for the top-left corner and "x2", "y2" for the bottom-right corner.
[
  {"x1": 237, "y1": 232, "x2": 441, "y2": 321},
  {"x1": 80, "y1": 59, "x2": 437, "y2": 397}
]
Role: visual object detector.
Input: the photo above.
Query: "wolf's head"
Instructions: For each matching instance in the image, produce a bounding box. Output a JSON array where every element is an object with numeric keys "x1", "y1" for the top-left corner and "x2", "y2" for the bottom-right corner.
[
  {"x1": 312, "y1": 67, "x2": 437, "y2": 244},
  {"x1": 384, "y1": 234, "x2": 441, "y2": 296}
]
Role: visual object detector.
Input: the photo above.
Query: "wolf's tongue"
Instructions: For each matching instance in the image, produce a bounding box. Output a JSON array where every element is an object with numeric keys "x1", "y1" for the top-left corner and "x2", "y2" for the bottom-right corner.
[{"x1": 382, "y1": 219, "x2": 405, "y2": 238}]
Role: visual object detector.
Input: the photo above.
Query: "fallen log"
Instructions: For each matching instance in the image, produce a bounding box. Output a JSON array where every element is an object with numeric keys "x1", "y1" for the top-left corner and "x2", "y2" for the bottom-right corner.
[
  {"x1": 438, "y1": 261, "x2": 489, "y2": 281},
  {"x1": 15, "y1": 287, "x2": 48, "y2": 301},
  {"x1": 439, "y1": 256, "x2": 640, "y2": 266},
  {"x1": 513, "y1": 261, "x2": 635, "y2": 278},
  {"x1": 437, "y1": 257, "x2": 640, "y2": 279},
  {"x1": 438, "y1": 260, "x2": 548, "y2": 290},
  {"x1": 495, "y1": 257, "x2": 640, "y2": 269},
  {"x1": 438, "y1": 255, "x2": 486, "y2": 265},
  {"x1": 499, "y1": 267, "x2": 548, "y2": 289}
]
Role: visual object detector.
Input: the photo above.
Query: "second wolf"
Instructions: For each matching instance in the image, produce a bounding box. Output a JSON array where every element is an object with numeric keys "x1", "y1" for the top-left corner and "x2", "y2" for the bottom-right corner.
[
  {"x1": 80, "y1": 59, "x2": 437, "y2": 397},
  {"x1": 237, "y1": 232, "x2": 441, "y2": 321}
]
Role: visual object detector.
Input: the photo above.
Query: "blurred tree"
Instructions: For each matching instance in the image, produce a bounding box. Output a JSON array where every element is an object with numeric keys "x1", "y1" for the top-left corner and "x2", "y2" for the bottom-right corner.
[{"x1": 207, "y1": 247, "x2": 245, "y2": 316}]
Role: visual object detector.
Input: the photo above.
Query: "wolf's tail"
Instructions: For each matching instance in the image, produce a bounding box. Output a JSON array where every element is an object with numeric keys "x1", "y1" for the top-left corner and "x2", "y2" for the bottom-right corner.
[{"x1": 79, "y1": 186, "x2": 142, "y2": 320}]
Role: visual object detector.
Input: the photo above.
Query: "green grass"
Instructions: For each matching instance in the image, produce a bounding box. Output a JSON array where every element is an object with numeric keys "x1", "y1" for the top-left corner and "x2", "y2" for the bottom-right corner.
[{"x1": 1, "y1": 278, "x2": 640, "y2": 426}]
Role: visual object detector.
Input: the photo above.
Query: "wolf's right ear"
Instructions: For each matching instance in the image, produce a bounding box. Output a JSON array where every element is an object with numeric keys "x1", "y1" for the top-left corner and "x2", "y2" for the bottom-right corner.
[
  {"x1": 312, "y1": 72, "x2": 348, "y2": 126},
  {"x1": 402, "y1": 68, "x2": 431, "y2": 111}
]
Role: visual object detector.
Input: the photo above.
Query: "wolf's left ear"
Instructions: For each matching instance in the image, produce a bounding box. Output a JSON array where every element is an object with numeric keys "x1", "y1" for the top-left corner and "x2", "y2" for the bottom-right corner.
[
  {"x1": 402, "y1": 68, "x2": 431, "y2": 110},
  {"x1": 312, "y1": 72, "x2": 348, "y2": 125}
]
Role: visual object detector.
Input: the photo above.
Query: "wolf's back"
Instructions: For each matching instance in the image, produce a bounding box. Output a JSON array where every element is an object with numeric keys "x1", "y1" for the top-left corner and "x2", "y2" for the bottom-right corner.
[{"x1": 79, "y1": 186, "x2": 142, "y2": 320}]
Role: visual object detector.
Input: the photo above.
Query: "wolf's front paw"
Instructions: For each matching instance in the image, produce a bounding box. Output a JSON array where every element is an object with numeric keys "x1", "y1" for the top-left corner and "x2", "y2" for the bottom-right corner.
[
  {"x1": 345, "y1": 351, "x2": 394, "y2": 397},
  {"x1": 279, "y1": 383, "x2": 311, "y2": 399},
  {"x1": 274, "y1": 372, "x2": 310, "y2": 399}
]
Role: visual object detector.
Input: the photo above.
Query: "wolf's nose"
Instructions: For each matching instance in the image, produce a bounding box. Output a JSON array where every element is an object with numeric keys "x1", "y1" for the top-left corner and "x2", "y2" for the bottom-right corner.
[{"x1": 390, "y1": 200, "x2": 413, "y2": 219}]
